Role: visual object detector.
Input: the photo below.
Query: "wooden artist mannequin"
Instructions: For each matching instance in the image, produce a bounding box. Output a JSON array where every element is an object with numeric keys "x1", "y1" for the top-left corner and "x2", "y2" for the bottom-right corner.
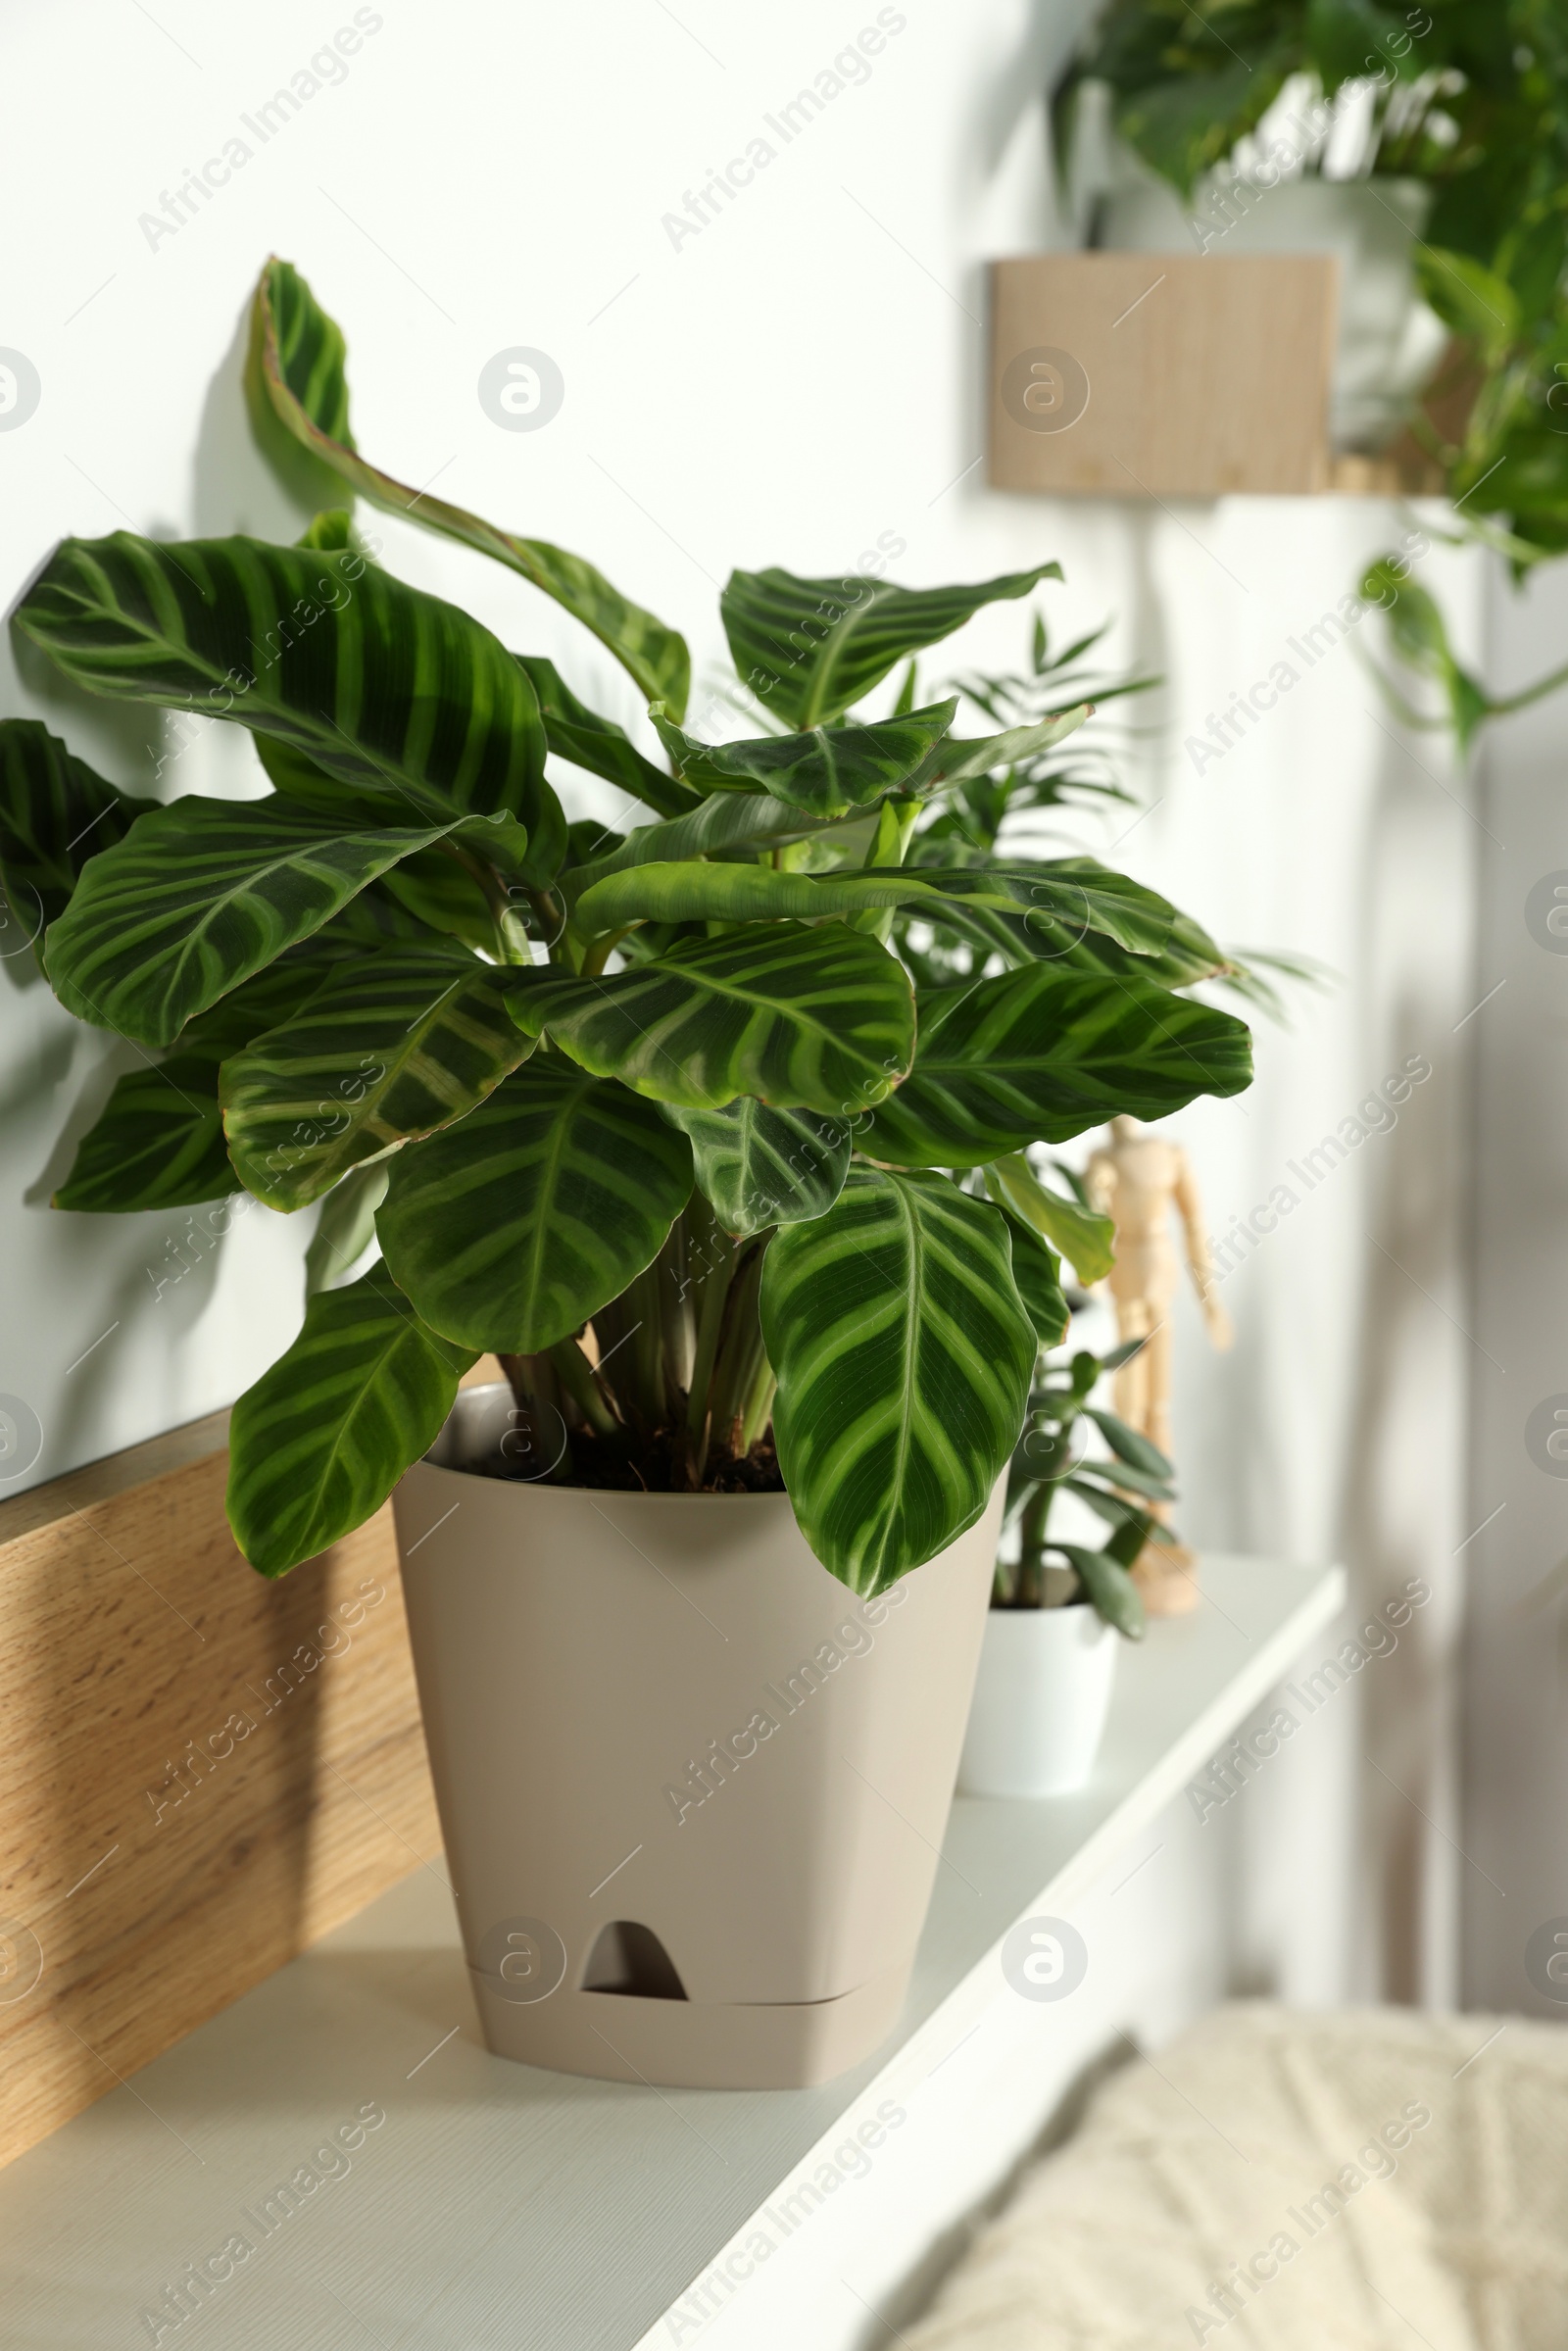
[{"x1": 1084, "y1": 1117, "x2": 1231, "y2": 1613}]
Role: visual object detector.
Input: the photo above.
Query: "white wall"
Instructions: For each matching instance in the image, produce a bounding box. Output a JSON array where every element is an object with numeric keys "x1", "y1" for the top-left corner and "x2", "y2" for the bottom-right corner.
[{"x1": 0, "y1": 0, "x2": 1481, "y2": 2010}]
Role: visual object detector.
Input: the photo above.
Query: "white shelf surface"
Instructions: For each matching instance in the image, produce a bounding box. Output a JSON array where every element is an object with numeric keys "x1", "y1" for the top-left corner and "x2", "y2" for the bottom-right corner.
[{"x1": 0, "y1": 1553, "x2": 1344, "y2": 2351}]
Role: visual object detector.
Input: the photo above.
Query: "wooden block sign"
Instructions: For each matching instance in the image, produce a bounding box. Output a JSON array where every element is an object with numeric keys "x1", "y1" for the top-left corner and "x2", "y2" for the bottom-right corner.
[
  {"x1": 988, "y1": 253, "x2": 1339, "y2": 498},
  {"x1": 0, "y1": 1411, "x2": 440, "y2": 2173}
]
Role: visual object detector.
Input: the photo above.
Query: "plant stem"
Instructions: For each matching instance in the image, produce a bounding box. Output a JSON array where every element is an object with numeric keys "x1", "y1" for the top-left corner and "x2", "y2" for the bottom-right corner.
[
  {"x1": 686, "y1": 1230, "x2": 736, "y2": 1461},
  {"x1": 706, "y1": 1240, "x2": 767, "y2": 1455},
  {"x1": 580, "y1": 923, "x2": 641, "y2": 977},
  {"x1": 546, "y1": 1336, "x2": 620, "y2": 1440}
]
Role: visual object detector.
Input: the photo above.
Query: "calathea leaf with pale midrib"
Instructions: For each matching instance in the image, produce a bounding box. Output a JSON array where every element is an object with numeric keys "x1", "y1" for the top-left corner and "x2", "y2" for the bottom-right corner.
[
  {"x1": 721, "y1": 563, "x2": 1063, "y2": 729},
  {"x1": 220, "y1": 945, "x2": 534, "y2": 1210},
  {"x1": 0, "y1": 720, "x2": 156, "y2": 952},
  {"x1": 375, "y1": 1062, "x2": 693, "y2": 1353},
  {"x1": 226, "y1": 1263, "x2": 476, "y2": 1577},
  {"x1": 760, "y1": 1169, "x2": 1036, "y2": 1592},
  {"x1": 508, "y1": 923, "x2": 915, "y2": 1114},
  {"x1": 662, "y1": 1099, "x2": 852, "y2": 1237},
  {"x1": 15, "y1": 531, "x2": 564, "y2": 880},
  {"x1": 517, "y1": 658, "x2": 696, "y2": 820},
  {"x1": 649, "y1": 700, "x2": 957, "y2": 817},
  {"x1": 54, "y1": 1055, "x2": 240, "y2": 1211},
  {"x1": 44, "y1": 795, "x2": 521, "y2": 1050},
  {"x1": 251, "y1": 256, "x2": 692, "y2": 718},
  {"x1": 862, "y1": 967, "x2": 1253, "y2": 1167},
  {"x1": 572, "y1": 858, "x2": 1176, "y2": 958}
]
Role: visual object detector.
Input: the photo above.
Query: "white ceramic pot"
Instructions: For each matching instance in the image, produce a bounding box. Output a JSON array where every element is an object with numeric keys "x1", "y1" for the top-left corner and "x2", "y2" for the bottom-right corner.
[
  {"x1": 1100, "y1": 173, "x2": 1448, "y2": 452},
  {"x1": 957, "y1": 1604, "x2": 1119, "y2": 1798},
  {"x1": 392, "y1": 1384, "x2": 1003, "y2": 2090}
]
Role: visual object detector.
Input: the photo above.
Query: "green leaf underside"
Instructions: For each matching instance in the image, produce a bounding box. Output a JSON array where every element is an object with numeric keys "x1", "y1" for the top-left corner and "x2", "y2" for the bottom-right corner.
[
  {"x1": 220, "y1": 946, "x2": 533, "y2": 1210},
  {"x1": 560, "y1": 791, "x2": 816, "y2": 906},
  {"x1": 509, "y1": 924, "x2": 915, "y2": 1115},
  {"x1": 54, "y1": 1054, "x2": 239, "y2": 1211},
  {"x1": 226, "y1": 1266, "x2": 474, "y2": 1576},
  {"x1": 253, "y1": 257, "x2": 691, "y2": 717},
  {"x1": 662, "y1": 1099, "x2": 852, "y2": 1237},
  {"x1": 16, "y1": 531, "x2": 562, "y2": 880},
  {"x1": 650, "y1": 701, "x2": 957, "y2": 817},
  {"x1": 306, "y1": 1161, "x2": 389, "y2": 1296},
  {"x1": 863, "y1": 967, "x2": 1253, "y2": 1167},
  {"x1": 573, "y1": 857, "x2": 1176, "y2": 957},
  {"x1": 518, "y1": 658, "x2": 696, "y2": 820},
  {"x1": 0, "y1": 719, "x2": 156, "y2": 942},
  {"x1": 761, "y1": 1169, "x2": 1035, "y2": 1592},
  {"x1": 43, "y1": 796, "x2": 514, "y2": 1049},
  {"x1": 722, "y1": 564, "x2": 1063, "y2": 729},
  {"x1": 998, "y1": 1211, "x2": 1069, "y2": 1345},
  {"x1": 376, "y1": 1064, "x2": 693, "y2": 1353},
  {"x1": 923, "y1": 704, "x2": 1092, "y2": 785},
  {"x1": 986, "y1": 1153, "x2": 1116, "y2": 1285}
]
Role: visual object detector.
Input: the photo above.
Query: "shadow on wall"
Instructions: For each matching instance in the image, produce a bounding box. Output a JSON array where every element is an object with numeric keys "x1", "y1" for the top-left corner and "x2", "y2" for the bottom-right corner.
[{"x1": 1337, "y1": 723, "x2": 1471, "y2": 2009}]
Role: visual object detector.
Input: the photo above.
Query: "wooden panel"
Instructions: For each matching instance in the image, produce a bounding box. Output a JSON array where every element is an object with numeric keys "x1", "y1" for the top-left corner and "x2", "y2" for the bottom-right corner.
[
  {"x1": 0, "y1": 1409, "x2": 442, "y2": 2173},
  {"x1": 988, "y1": 253, "x2": 1338, "y2": 497}
]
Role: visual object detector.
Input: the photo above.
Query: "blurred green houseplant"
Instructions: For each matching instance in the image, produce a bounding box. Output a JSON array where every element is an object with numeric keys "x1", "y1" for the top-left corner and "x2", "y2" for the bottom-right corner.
[
  {"x1": 1054, "y1": 0, "x2": 1568, "y2": 744},
  {"x1": 0, "y1": 257, "x2": 1252, "y2": 1596}
]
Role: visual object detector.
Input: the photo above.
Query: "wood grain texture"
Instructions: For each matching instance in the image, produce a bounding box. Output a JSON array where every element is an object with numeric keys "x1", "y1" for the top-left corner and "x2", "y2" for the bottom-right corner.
[
  {"x1": 0, "y1": 1409, "x2": 442, "y2": 2173},
  {"x1": 988, "y1": 253, "x2": 1338, "y2": 497}
]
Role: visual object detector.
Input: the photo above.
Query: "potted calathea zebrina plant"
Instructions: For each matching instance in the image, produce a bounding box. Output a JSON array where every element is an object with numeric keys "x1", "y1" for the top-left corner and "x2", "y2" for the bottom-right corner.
[{"x1": 0, "y1": 260, "x2": 1250, "y2": 2089}]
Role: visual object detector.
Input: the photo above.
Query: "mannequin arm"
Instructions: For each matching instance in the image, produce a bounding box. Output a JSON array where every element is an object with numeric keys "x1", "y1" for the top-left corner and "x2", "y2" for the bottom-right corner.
[{"x1": 1173, "y1": 1151, "x2": 1232, "y2": 1348}]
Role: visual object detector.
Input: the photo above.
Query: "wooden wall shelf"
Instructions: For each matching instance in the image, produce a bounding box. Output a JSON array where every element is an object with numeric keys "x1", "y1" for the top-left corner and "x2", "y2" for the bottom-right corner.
[
  {"x1": 0, "y1": 1409, "x2": 440, "y2": 2173},
  {"x1": 988, "y1": 254, "x2": 1446, "y2": 501}
]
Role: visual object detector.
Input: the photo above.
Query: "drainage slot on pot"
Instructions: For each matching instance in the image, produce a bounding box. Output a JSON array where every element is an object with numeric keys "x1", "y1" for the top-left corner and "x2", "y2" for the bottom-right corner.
[{"x1": 580, "y1": 1921, "x2": 688, "y2": 2000}]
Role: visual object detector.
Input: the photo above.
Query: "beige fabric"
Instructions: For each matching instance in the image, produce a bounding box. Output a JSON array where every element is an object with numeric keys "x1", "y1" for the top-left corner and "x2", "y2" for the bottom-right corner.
[{"x1": 904, "y1": 2003, "x2": 1568, "y2": 2350}]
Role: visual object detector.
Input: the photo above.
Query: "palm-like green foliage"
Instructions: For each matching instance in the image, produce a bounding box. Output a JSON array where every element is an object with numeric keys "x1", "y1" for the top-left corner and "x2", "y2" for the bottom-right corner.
[
  {"x1": 0, "y1": 257, "x2": 1252, "y2": 1593},
  {"x1": 997, "y1": 1342, "x2": 1181, "y2": 1637}
]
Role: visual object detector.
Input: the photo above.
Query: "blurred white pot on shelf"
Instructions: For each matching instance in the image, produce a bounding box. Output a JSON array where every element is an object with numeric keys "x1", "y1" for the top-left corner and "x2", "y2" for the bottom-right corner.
[{"x1": 958, "y1": 1603, "x2": 1119, "y2": 1798}]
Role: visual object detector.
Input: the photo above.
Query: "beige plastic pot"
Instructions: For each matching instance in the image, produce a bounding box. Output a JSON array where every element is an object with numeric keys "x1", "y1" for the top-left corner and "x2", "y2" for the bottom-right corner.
[{"x1": 392, "y1": 1384, "x2": 1003, "y2": 2090}]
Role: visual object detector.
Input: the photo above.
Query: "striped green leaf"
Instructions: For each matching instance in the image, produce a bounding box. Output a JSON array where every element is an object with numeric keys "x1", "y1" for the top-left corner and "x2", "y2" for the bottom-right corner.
[
  {"x1": 985, "y1": 1154, "x2": 1115, "y2": 1284},
  {"x1": 572, "y1": 858, "x2": 1176, "y2": 955},
  {"x1": 0, "y1": 721, "x2": 156, "y2": 955},
  {"x1": 662, "y1": 1099, "x2": 851, "y2": 1236},
  {"x1": 376, "y1": 1062, "x2": 693, "y2": 1353},
  {"x1": 518, "y1": 658, "x2": 695, "y2": 820},
  {"x1": 509, "y1": 924, "x2": 915, "y2": 1114},
  {"x1": 226, "y1": 1264, "x2": 475, "y2": 1577},
  {"x1": 221, "y1": 945, "x2": 533, "y2": 1209},
  {"x1": 176, "y1": 952, "x2": 340, "y2": 1059},
  {"x1": 252, "y1": 256, "x2": 691, "y2": 717},
  {"x1": 649, "y1": 701, "x2": 957, "y2": 817},
  {"x1": 54, "y1": 1054, "x2": 239, "y2": 1211},
  {"x1": 906, "y1": 856, "x2": 1220, "y2": 974},
  {"x1": 43, "y1": 796, "x2": 517, "y2": 1050},
  {"x1": 721, "y1": 564, "x2": 1062, "y2": 729},
  {"x1": 15, "y1": 531, "x2": 564, "y2": 879},
  {"x1": 864, "y1": 967, "x2": 1250, "y2": 1167},
  {"x1": 760, "y1": 1169, "x2": 1035, "y2": 1592}
]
